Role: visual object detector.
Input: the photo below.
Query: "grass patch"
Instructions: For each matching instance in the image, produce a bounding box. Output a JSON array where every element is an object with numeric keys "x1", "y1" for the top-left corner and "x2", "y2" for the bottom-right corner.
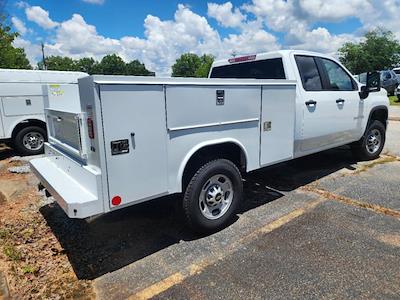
[
  {"x1": 389, "y1": 95, "x2": 400, "y2": 105},
  {"x1": 3, "y1": 244, "x2": 22, "y2": 261},
  {"x1": 22, "y1": 265, "x2": 39, "y2": 275},
  {"x1": 353, "y1": 155, "x2": 400, "y2": 174}
]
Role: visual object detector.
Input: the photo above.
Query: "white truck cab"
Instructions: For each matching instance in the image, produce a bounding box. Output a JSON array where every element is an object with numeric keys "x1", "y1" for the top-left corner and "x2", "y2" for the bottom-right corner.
[
  {"x1": 210, "y1": 50, "x2": 389, "y2": 159},
  {"x1": 0, "y1": 69, "x2": 87, "y2": 155},
  {"x1": 31, "y1": 50, "x2": 388, "y2": 233}
]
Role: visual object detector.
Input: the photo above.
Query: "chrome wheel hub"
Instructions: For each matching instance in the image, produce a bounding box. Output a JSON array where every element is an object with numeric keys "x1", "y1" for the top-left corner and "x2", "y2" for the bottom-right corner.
[
  {"x1": 199, "y1": 174, "x2": 233, "y2": 220},
  {"x1": 22, "y1": 132, "x2": 44, "y2": 151},
  {"x1": 366, "y1": 129, "x2": 381, "y2": 154}
]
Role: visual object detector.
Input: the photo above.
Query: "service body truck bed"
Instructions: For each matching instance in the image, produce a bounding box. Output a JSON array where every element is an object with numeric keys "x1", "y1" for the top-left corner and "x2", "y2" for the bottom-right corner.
[
  {"x1": 32, "y1": 76, "x2": 296, "y2": 219},
  {"x1": 31, "y1": 50, "x2": 389, "y2": 232}
]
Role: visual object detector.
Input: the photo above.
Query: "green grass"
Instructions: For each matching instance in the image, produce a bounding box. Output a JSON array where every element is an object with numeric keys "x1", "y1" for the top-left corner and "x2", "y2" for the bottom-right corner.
[
  {"x1": 3, "y1": 244, "x2": 22, "y2": 261},
  {"x1": 389, "y1": 95, "x2": 400, "y2": 105},
  {"x1": 22, "y1": 265, "x2": 39, "y2": 274}
]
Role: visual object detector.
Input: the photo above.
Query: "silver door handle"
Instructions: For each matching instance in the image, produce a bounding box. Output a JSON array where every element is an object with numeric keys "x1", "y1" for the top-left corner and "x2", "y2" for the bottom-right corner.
[{"x1": 336, "y1": 99, "x2": 345, "y2": 104}]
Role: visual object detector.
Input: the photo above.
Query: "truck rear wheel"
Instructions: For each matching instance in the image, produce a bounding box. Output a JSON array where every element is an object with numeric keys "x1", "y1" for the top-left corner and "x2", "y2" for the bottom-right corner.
[
  {"x1": 351, "y1": 120, "x2": 385, "y2": 161},
  {"x1": 183, "y1": 159, "x2": 243, "y2": 233},
  {"x1": 14, "y1": 126, "x2": 46, "y2": 156}
]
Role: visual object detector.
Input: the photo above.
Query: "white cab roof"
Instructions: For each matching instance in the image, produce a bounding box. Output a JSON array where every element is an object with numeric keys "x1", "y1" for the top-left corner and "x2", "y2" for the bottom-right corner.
[
  {"x1": 0, "y1": 69, "x2": 88, "y2": 83},
  {"x1": 212, "y1": 50, "x2": 334, "y2": 68}
]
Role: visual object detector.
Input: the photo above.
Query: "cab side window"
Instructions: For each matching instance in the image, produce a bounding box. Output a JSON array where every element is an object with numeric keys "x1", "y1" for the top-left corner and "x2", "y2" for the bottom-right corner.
[
  {"x1": 320, "y1": 58, "x2": 355, "y2": 91},
  {"x1": 295, "y1": 55, "x2": 323, "y2": 91}
]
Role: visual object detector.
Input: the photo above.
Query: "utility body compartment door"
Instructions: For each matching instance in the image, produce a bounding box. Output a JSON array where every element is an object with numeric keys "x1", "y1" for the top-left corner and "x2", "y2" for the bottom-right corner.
[
  {"x1": 99, "y1": 84, "x2": 168, "y2": 208},
  {"x1": 260, "y1": 85, "x2": 296, "y2": 166},
  {"x1": 1, "y1": 95, "x2": 43, "y2": 116}
]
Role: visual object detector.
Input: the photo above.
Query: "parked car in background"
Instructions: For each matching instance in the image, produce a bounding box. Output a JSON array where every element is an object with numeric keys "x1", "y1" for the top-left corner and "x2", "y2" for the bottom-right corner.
[
  {"x1": 380, "y1": 70, "x2": 398, "y2": 96},
  {"x1": 357, "y1": 70, "x2": 398, "y2": 96},
  {"x1": 393, "y1": 67, "x2": 400, "y2": 83},
  {"x1": 395, "y1": 85, "x2": 400, "y2": 101}
]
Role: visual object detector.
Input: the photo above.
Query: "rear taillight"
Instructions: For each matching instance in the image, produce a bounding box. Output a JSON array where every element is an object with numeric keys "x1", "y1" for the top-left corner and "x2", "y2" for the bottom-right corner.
[{"x1": 87, "y1": 117, "x2": 95, "y2": 139}]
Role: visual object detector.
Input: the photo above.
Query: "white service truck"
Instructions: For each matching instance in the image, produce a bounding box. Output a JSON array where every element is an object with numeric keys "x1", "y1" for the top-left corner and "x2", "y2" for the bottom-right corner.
[
  {"x1": 0, "y1": 69, "x2": 87, "y2": 155},
  {"x1": 30, "y1": 50, "x2": 389, "y2": 232}
]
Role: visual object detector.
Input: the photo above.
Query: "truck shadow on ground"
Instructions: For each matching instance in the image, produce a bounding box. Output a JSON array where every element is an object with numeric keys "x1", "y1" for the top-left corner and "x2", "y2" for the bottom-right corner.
[
  {"x1": 40, "y1": 146, "x2": 356, "y2": 280},
  {"x1": 0, "y1": 145, "x2": 14, "y2": 160}
]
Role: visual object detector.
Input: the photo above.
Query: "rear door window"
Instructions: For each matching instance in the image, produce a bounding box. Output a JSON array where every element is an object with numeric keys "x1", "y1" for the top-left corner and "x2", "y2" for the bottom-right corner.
[
  {"x1": 210, "y1": 58, "x2": 286, "y2": 79},
  {"x1": 295, "y1": 55, "x2": 323, "y2": 91}
]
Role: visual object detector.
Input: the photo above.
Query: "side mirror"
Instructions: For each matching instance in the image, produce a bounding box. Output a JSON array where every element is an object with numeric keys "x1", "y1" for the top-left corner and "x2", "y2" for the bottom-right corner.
[{"x1": 359, "y1": 71, "x2": 381, "y2": 99}]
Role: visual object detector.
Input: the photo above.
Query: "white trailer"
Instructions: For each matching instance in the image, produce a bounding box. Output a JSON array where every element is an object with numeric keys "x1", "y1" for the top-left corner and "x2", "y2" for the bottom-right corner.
[
  {"x1": 0, "y1": 69, "x2": 87, "y2": 155},
  {"x1": 31, "y1": 50, "x2": 388, "y2": 232}
]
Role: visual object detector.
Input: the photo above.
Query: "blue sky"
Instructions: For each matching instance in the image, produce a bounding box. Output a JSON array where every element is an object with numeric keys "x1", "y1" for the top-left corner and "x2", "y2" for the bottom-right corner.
[{"x1": 3, "y1": 0, "x2": 400, "y2": 75}]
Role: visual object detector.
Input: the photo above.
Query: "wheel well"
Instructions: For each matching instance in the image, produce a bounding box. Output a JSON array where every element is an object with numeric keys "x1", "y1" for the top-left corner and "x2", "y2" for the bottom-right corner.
[
  {"x1": 11, "y1": 119, "x2": 47, "y2": 139},
  {"x1": 182, "y1": 142, "x2": 246, "y2": 190},
  {"x1": 369, "y1": 107, "x2": 388, "y2": 128}
]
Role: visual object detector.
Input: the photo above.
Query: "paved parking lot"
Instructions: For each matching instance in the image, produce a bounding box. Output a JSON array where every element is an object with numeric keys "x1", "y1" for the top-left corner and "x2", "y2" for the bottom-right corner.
[
  {"x1": 88, "y1": 121, "x2": 400, "y2": 299},
  {"x1": 1, "y1": 121, "x2": 399, "y2": 299}
]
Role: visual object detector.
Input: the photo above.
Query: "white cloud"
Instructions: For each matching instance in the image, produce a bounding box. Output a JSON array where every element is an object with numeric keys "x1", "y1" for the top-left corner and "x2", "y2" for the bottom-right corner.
[
  {"x1": 11, "y1": 16, "x2": 27, "y2": 35},
  {"x1": 34, "y1": 4, "x2": 279, "y2": 76},
  {"x1": 46, "y1": 14, "x2": 120, "y2": 57},
  {"x1": 82, "y1": 0, "x2": 105, "y2": 5},
  {"x1": 298, "y1": 0, "x2": 370, "y2": 21},
  {"x1": 242, "y1": 0, "x2": 362, "y2": 55},
  {"x1": 25, "y1": 6, "x2": 59, "y2": 29},
  {"x1": 15, "y1": 1, "x2": 400, "y2": 75},
  {"x1": 207, "y1": 2, "x2": 246, "y2": 28},
  {"x1": 13, "y1": 37, "x2": 42, "y2": 65}
]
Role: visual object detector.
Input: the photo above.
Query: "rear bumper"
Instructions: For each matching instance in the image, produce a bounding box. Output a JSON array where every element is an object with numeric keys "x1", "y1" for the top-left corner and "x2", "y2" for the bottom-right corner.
[{"x1": 30, "y1": 143, "x2": 104, "y2": 218}]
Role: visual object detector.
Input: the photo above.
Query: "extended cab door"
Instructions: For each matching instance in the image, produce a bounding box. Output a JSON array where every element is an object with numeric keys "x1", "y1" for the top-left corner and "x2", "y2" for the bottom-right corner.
[{"x1": 294, "y1": 55, "x2": 362, "y2": 153}]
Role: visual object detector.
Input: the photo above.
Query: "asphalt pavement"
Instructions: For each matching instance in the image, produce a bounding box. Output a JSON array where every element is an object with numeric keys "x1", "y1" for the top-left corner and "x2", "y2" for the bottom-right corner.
[{"x1": 85, "y1": 119, "x2": 400, "y2": 299}]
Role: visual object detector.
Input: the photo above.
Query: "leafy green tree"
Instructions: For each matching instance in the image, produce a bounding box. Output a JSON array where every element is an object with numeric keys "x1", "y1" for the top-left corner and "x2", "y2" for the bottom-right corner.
[
  {"x1": 172, "y1": 53, "x2": 214, "y2": 77},
  {"x1": 76, "y1": 57, "x2": 98, "y2": 74},
  {"x1": 0, "y1": 15, "x2": 31, "y2": 69},
  {"x1": 125, "y1": 59, "x2": 153, "y2": 76},
  {"x1": 195, "y1": 54, "x2": 214, "y2": 78},
  {"x1": 339, "y1": 29, "x2": 400, "y2": 74},
  {"x1": 38, "y1": 55, "x2": 78, "y2": 71},
  {"x1": 38, "y1": 52, "x2": 153, "y2": 75},
  {"x1": 97, "y1": 54, "x2": 126, "y2": 75},
  {"x1": 172, "y1": 53, "x2": 202, "y2": 77}
]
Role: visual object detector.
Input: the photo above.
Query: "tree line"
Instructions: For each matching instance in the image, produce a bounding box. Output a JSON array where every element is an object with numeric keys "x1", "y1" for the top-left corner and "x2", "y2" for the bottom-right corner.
[
  {"x1": 38, "y1": 54, "x2": 155, "y2": 76},
  {"x1": 1, "y1": 13, "x2": 400, "y2": 77}
]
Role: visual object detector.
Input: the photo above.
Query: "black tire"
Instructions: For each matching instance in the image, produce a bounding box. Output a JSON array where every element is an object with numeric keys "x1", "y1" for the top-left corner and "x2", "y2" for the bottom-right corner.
[
  {"x1": 351, "y1": 120, "x2": 386, "y2": 161},
  {"x1": 183, "y1": 159, "x2": 243, "y2": 233},
  {"x1": 14, "y1": 126, "x2": 47, "y2": 156}
]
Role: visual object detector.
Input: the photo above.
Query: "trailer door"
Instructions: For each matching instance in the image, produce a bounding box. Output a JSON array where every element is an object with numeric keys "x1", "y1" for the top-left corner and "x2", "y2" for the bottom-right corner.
[
  {"x1": 99, "y1": 84, "x2": 169, "y2": 208},
  {"x1": 260, "y1": 85, "x2": 296, "y2": 166}
]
